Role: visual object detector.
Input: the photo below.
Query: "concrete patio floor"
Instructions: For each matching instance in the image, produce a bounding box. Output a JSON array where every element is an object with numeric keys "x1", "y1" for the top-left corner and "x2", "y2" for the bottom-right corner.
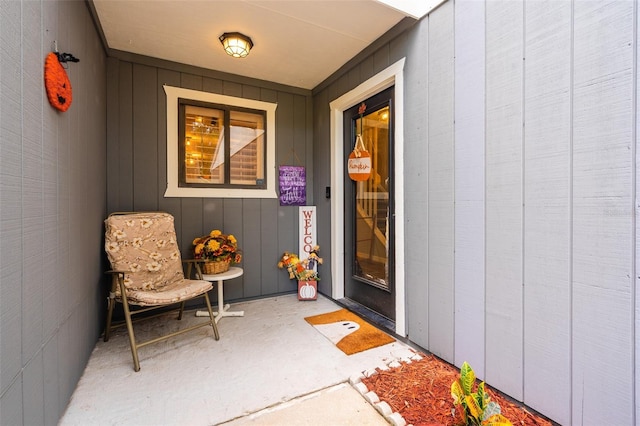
[{"x1": 59, "y1": 293, "x2": 416, "y2": 425}]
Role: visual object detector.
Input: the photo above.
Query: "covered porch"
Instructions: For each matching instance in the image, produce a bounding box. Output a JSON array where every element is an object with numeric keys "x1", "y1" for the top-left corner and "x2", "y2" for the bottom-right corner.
[{"x1": 59, "y1": 294, "x2": 413, "y2": 425}]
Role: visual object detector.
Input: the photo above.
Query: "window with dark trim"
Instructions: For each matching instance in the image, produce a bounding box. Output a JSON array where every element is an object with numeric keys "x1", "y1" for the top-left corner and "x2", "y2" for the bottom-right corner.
[{"x1": 178, "y1": 98, "x2": 267, "y2": 189}]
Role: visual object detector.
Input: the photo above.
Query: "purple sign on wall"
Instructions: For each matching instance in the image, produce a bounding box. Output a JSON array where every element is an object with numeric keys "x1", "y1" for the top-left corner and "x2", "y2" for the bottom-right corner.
[{"x1": 279, "y1": 165, "x2": 306, "y2": 206}]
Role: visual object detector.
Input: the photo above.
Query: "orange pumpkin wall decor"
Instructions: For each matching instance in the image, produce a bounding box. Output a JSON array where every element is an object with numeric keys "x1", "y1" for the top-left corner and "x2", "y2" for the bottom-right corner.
[{"x1": 44, "y1": 52, "x2": 73, "y2": 112}]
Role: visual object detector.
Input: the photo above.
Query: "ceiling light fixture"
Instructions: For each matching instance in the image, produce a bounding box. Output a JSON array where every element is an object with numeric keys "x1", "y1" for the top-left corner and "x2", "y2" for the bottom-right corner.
[{"x1": 219, "y1": 32, "x2": 253, "y2": 58}]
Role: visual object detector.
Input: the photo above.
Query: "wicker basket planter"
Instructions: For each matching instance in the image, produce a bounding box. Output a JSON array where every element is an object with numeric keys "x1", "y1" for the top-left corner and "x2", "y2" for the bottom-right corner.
[{"x1": 202, "y1": 260, "x2": 230, "y2": 275}]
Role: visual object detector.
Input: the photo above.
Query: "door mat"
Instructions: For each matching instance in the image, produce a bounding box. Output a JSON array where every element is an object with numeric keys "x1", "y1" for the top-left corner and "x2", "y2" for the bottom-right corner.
[{"x1": 304, "y1": 308, "x2": 395, "y2": 355}]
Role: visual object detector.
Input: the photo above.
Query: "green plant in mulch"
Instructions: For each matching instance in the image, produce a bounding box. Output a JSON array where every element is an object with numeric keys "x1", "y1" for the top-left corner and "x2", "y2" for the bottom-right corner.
[{"x1": 451, "y1": 362, "x2": 512, "y2": 426}]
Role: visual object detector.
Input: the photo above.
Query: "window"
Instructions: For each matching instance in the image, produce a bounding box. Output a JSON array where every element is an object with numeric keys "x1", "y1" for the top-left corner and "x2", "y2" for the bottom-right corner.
[
  {"x1": 179, "y1": 100, "x2": 266, "y2": 188},
  {"x1": 164, "y1": 85, "x2": 277, "y2": 198}
]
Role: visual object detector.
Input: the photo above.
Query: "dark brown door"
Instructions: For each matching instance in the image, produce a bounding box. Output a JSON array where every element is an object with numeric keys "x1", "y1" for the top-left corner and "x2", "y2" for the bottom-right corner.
[{"x1": 343, "y1": 86, "x2": 395, "y2": 321}]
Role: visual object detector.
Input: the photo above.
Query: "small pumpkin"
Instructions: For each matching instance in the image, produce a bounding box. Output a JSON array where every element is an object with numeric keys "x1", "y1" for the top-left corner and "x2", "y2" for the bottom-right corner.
[{"x1": 44, "y1": 52, "x2": 73, "y2": 112}]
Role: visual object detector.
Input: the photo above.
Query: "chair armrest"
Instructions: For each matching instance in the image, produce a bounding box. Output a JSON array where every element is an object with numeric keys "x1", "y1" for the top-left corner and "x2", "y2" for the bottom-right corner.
[
  {"x1": 104, "y1": 270, "x2": 130, "y2": 296},
  {"x1": 182, "y1": 259, "x2": 205, "y2": 280},
  {"x1": 105, "y1": 269, "x2": 130, "y2": 275}
]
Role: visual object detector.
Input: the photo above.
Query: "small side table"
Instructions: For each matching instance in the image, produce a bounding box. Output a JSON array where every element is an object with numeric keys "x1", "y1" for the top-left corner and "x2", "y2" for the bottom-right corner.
[{"x1": 195, "y1": 266, "x2": 244, "y2": 323}]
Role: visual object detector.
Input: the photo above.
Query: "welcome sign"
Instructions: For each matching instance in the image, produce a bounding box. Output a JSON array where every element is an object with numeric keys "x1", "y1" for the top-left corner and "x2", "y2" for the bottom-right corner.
[{"x1": 299, "y1": 206, "x2": 316, "y2": 257}]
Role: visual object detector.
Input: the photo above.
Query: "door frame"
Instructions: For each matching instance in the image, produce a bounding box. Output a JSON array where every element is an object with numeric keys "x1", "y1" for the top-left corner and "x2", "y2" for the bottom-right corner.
[{"x1": 329, "y1": 58, "x2": 406, "y2": 336}]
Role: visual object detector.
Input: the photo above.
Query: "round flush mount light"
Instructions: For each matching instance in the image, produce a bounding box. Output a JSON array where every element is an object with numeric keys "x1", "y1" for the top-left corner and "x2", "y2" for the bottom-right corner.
[{"x1": 219, "y1": 32, "x2": 253, "y2": 58}]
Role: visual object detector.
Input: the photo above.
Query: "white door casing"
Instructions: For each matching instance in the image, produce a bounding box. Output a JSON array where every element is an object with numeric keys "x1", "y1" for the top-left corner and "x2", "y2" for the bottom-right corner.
[{"x1": 329, "y1": 58, "x2": 406, "y2": 336}]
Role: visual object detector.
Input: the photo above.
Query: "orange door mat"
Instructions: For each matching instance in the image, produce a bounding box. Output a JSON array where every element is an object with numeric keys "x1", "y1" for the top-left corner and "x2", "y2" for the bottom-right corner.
[{"x1": 304, "y1": 308, "x2": 395, "y2": 355}]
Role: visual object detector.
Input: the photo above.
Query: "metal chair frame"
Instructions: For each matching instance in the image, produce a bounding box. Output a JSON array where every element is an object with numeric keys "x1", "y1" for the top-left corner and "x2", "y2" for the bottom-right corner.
[{"x1": 103, "y1": 212, "x2": 219, "y2": 371}]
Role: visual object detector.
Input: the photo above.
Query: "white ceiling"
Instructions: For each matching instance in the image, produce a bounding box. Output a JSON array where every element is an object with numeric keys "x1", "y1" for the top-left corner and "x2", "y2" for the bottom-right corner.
[{"x1": 92, "y1": 1, "x2": 431, "y2": 90}]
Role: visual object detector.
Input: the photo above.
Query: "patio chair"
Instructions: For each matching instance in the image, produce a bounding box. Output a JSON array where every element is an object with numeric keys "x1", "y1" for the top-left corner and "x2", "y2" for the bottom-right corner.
[{"x1": 103, "y1": 211, "x2": 219, "y2": 371}]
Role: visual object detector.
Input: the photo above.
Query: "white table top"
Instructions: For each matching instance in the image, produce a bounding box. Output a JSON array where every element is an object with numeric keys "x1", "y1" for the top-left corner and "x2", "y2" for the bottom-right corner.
[{"x1": 202, "y1": 266, "x2": 243, "y2": 281}]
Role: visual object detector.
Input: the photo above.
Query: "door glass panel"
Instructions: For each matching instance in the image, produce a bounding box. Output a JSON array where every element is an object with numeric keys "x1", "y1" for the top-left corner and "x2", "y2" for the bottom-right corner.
[{"x1": 353, "y1": 105, "x2": 390, "y2": 291}]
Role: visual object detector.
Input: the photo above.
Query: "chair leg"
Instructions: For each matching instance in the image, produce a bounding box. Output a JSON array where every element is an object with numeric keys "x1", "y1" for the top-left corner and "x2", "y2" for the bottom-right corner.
[
  {"x1": 120, "y1": 290, "x2": 141, "y2": 372},
  {"x1": 104, "y1": 274, "x2": 120, "y2": 342},
  {"x1": 177, "y1": 301, "x2": 185, "y2": 320},
  {"x1": 203, "y1": 293, "x2": 219, "y2": 340},
  {"x1": 104, "y1": 293, "x2": 115, "y2": 342}
]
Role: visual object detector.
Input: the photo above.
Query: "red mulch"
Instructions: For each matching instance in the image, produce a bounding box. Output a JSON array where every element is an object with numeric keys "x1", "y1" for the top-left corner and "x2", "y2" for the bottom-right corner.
[{"x1": 361, "y1": 353, "x2": 553, "y2": 426}]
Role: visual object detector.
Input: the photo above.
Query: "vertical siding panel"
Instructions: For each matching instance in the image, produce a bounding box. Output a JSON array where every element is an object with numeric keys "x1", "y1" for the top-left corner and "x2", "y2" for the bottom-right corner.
[
  {"x1": 242, "y1": 84, "x2": 261, "y2": 101},
  {"x1": 0, "y1": 381, "x2": 22, "y2": 426},
  {"x1": 427, "y1": 0, "x2": 455, "y2": 363},
  {"x1": 23, "y1": 352, "x2": 44, "y2": 426},
  {"x1": 305, "y1": 96, "x2": 315, "y2": 206},
  {"x1": 276, "y1": 92, "x2": 297, "y2": 294},
  {"x1": 42, "y1": 337, "x2": 59, "y2": 424},
  {"x1": 203, "y1": 77, "x2": 223, "y2": 95},
  {"x1": 261, "y1": 198, "x2": 280, "y2": 294},
  {"x1": 202, "y1": 198, "x2": 224, "y2": 246},
  {"x1": 359, "y1": 55, "x2": 375, "y2": 85},
  {"x1": 56, "y1": 0, "x2": 71, "y2": 327},
  {"x1": 636, "y1": 1, "x2": 640, "y2": 422},
  {"x1": 404, "y1": 15, "x2": 429, "y2": 349},
  {"x1": 21, "y1": 0, "x2": 44, "y2": 374},
  {"x1": 106, "y1": 57, "x2": 120, "y2": 212},
  {"x1": 67, "y1": 0, "x2": 91, "y2": 378},
  {"x1": 373, "y1": 44, "x2": 390, "y2": 75},
  {"x1": 389, "y1": 32, "x2": 408, "y2": 66},
  {"x1": 347, "y1": 67, "x2": 361, "y2": 93},
  {"x1": 485, "y1": 0, "x2": 524, "y2": 401},
  {"x1": 85, "y1": 11, "x2": 108, "y2": 342},
  {"x1": 132, "y1": 64, "x2": 158, "y2": 210},
  {"x1": 294, "y1": 95, "x2": 312, "y2": 204},
  {"x1": 572, "y1": 2, "x2": 635, "y2": 424},
  {"x1": 0, "y1": 0, "x2": 22, "y2": 418},
  {"x1": 260, "y1": 89, "x2": 279, "y2": 295},
  {"x1": 117, "y1": 61, "x2": 134, "y2": 211},
  {"x1": 223, "y1": 199, "x2": 244, "y2": 300},
  {"x1": 181, "y1": 73, "x2": 203, "y2": 92},
  {"x1": 223, "y1": 80, "x2": 242, "y2": 98},
  {"x1": 42, "y1": 1, "x2": 60, "y2": 422},
  {"x1": 202, "y1": 200, "x2": 224, "y2": 235},
  {"x1": 157, "y1": 68, "x2": 181, "y2": 216},
  {"x1": 523, "y1": 2, "x2": 571, "y2": 423},
  {"x1": 313, "y1": 88, "x2": 332, "y2": 294},
  {"x1": 454, "y1": 0, "x2": 486, "y2": 377},
  {"x1": 242, "y1": 199, "x2": 262, "y2": 298},
  {"x1": 180, "y1": 199, "x2": 203, "y2": 256}
]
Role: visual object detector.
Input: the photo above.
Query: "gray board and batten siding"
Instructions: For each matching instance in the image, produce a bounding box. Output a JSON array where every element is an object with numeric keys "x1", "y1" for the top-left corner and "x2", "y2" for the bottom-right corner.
[
  {"x1": 1, "y1": 0, "x2": 107, "y2": 424},
  {"x1": 105, "y1": 53, "x2": 315, "y2": 302},
  {"x1": 314, "y1": 1, "x2": 639, "y2": 425}
]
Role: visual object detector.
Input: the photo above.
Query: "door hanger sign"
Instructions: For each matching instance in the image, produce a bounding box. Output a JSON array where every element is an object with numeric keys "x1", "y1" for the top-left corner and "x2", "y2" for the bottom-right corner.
[{"x1": 348, "y1": 133, "x2": 371, "y2": 181}]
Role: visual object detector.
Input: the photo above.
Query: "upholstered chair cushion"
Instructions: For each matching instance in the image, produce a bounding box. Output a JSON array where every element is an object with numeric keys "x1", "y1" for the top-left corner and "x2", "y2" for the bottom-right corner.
[{"x1": 105, "y1": 212, "x2": 212, "y2": 306}]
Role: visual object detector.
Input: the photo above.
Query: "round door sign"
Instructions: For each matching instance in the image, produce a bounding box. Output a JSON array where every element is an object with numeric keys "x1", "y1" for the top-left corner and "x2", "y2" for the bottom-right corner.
[
  {"x1": 348, "y1": 150, "x2": 372, "y2": 181},
  {"x1": 348, "y1": 134, "x2": 372, "y2": 181}
]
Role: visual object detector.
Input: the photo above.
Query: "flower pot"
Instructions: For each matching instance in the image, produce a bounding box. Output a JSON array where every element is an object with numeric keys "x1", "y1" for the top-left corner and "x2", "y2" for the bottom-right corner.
[{"x1": 298, "y1": 280, "x2": 317, "y2": 301}]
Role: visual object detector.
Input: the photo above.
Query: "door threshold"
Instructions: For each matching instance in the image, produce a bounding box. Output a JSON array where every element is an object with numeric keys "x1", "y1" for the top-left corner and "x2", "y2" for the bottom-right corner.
[{"x1": 336, "y1": 298, "x2": 395, "y2": 333}]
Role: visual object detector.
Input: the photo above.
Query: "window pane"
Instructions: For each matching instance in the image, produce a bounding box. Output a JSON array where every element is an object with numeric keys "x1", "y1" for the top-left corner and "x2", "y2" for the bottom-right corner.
[
  {"x1": 229, "y1": 110, "x2": 265, "y2": 185},
  {"x1": 184, "y1": 105, "x2": 224, "y2": 184}
]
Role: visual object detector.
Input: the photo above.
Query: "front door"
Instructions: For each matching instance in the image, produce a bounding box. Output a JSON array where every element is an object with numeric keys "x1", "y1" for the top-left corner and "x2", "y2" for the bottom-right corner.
[{"x1": 343, "y1": 87, "x2": 395, "y2": 321}]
